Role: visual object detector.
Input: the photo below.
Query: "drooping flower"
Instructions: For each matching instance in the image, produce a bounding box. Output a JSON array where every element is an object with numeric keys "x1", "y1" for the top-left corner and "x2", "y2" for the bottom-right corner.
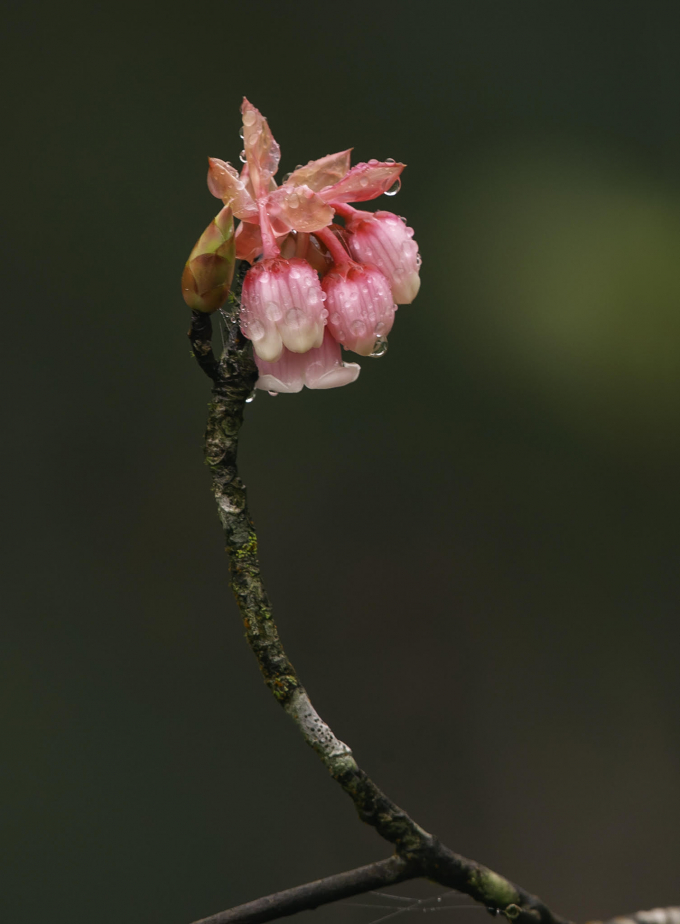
[
  {"x1": 317, "y1": 227, "x2": 396, "y2": 356},
  {"x1": 255, "y1": 329, "x2": 360, "y2": 393},
  {"x1": 239, "y1": 257, "x2": 325, "y2": 361},
  {"x1": 342, "y1": 208, "x2": 421, "y2": 305},
  {"x1": 184, "y1": 98, "x2": 421, "y2": 390}
]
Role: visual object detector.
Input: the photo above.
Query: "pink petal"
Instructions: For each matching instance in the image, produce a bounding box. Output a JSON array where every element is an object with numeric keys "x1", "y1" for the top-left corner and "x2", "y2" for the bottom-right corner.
[
  {"x1": 234, "y1": 220, "x2": 263, "y2": 263},
  {"x1": 266, "y1": 185, "x2": 334, "y2": 233},
  {"x1": 207, "y1": 158, "x2": 258, "y2": 220},
  {"x1": 285, "y1": 150, "x2": 352, "y2": 192},
  {"x1": 319, "y1": 161, "x2": 404, "y2": 204},
  {"x1": 241, "y1": 98, "x2": 281, "y2": 198}
]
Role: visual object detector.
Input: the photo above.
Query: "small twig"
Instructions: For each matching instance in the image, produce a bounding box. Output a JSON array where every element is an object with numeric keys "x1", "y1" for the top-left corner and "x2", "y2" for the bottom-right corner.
[{"x1": 190, "y1": 856, "x2": 418, "y2": 924}]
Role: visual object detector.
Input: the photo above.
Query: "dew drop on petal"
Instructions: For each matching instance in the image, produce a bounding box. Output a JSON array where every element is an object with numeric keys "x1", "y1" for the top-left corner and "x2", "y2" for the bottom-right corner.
[
  {"x1": 368, "y1": 158, "x2": 379, "y2": 165},
  {"x1": 385, "y1": 178, "x2": 401, "y2": 196},
  {"x1": 375, "y1": 321, "x2": 386, "y2": 335},
  {"x1": 359, "y1": 177, "x2": 369, "y2": 187},
  {"x1": 330, "y1": 313, "x2": 340, "y2": 324},
  {"x1": 246, "y1": 390, "x2": 257, "y2": 403},
  {"x1": 239, "y1": 150, "x2": 247, "y2": 163},
  {"x1": 265, "y1": 302, "x2": 283, "y2": 322},
  {"x1": 321, "y1": 292, "x2": 327, "y2": 301},
  {"x1": 351, "y1": 320, "x2": 365, "y2": 336},
  {"x1": 239, "y1": 127, "x2": 245, "y2": 139},
  {"x1": 288, "y1": 194, "x2": 300, "y2": 209},
  {"x1": 416, "y1": 254, "x2": 422, "y2": 267},
  {"x1": 243, "y1": 111, "x2": 257, "y2": 127},
  {"x1": 282, "y1": 171, "x2": 293, "y2": 183},
  {"x1": 370, "y1": 339, "x2": 388, "y2": 357},
  {"x1": 286, "y1": 307, "x2": 303, "y2": 327},
  {"x1": 385, "y1": 157, "x2": 396, "y2": 164},
  {"x1": 249, "y1": 319, "x2": 265, "y2": 340},
  {"x1": 267, "y1": 391, "x2": 279, "y2": 397}
]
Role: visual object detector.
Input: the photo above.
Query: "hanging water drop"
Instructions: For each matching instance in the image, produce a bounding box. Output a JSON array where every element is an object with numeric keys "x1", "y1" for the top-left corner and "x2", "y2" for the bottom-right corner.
[
  {"x1": 245, "y1": 390, "x2": 257, "y2": 403},
  {"x1": 267, "y1": 391, "x2": 279, "y2": 397},
  {"x1": 370, "y1": 338, "x2": 388, "y2": 357},
  {"x1": 282, "y1": 171, "x2": 293, "y2": 182},
  {"x1": 385, "y1": 157, "x2": 396, "y2": 164},
  {"x1": 239, "y1": 127, "x2": 244, "y2": 139},
  {"x1": 239, "y1": 150, "x2": 247, "y2": 163},
  {"x1": 385, "y1": 178, "x2": 401, "y2": 196}
]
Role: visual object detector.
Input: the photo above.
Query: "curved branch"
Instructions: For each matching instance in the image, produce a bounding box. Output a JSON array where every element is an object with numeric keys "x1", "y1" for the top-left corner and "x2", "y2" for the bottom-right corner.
[
  {"x1": 190, "y1": 263, "x2": 571, "y2": 924},
  {"x1": 191, "y1": 856, "x2": 418, "y2": 924}
]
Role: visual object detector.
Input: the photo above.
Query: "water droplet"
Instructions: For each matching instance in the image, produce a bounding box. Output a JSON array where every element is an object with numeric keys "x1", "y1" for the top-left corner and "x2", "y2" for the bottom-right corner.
[
  {"x1": 321, "y1": 292, "x2": 327, "y2": 301},
  {"x1": 368, "y1": 158, "x2": 379, "y2": 165},
  {"x1": 239, "y1": 150, "x2": 247, "y2": 163},
  {"x1": 243, "y1": 111, "x2": 257, "y2": 127},
  {"x1": 385, "y1": 157, "x2": 396, "y2": 164},
  {"x1": 295, "y1": 164, "x2": 303, "y2": 170},
  {"x1": 351, "y1": 319, "x2": 365, "y2": 336},
  {"x1": 321, "y1": 308, "x2": 329, "y2": 319},
  {"x1": 415, "y1": 254, "x2": 422, "y2": 267},
  {"x1": 245, "y1": 390, "x2": 257, "y2": 403},
  {"x1": 286, "y1": 307, "x2": 302, "y2": 326},
  {"x1": 265, "y1": 302, "x2": 282, "y2": 322},
  {"x1": 375, "y1": 321, "x2": 386, "y2": 335},
  {"x1": 267, "y1": 391, "x2": 279, "y2": 397},
  {"x1": 385, "y1": 178, "x2": 401, "y2": 196},
  {"x1": 249, "y1": 319, "x2": 265, "y2": 339},
  {"x1": 239, "y1": 127, "x2": 244, "y2": 139},
  {"x1": 359, "y1": 177, "x2": 369, "y2": 187},
  {"x1": 399, "y1": 215, "x2": 407, "y2": 223},
  {"x1": 290, "y1": 268, "x2": 300, "y2": 279},
  {"x1": 288, "y1": 193, "x2": 300, "y2": 209},
  {"x1": 338, "y1": 329, "x2": 345, "y2": 340},
  {"x1": 330, "y1": 313, "x2": 340, "y2": 324},
  {"x1": 282, "y1": 171, "x2": 293, "y2": 183},
  {"x1": 370, "y1": 339, "x2": 388, "y2": 357}
]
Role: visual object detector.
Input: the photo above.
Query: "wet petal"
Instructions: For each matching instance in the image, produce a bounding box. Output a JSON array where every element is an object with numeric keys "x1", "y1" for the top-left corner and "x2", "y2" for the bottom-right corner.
[
  {"x1": 241, "y1": 98, "x2": 281, "y2": 197},
  {"x1": 266, "y1": 185, "x2": 334, "y2": 233},
  {"x1": 207, "y1": 158, "x2": 258, "y2": 220},
  {"x1": 285, "y1": 150, "x2": 352, "y2": 192},
  {"x1": 320, "y1": 161, "x2": 405, "y2": 203}
]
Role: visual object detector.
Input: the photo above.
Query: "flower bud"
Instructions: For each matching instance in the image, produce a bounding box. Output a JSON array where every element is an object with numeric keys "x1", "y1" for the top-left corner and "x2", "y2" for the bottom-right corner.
[
  {"x1": 240, "y1": 257, "x2": 326, "y2": 362},
  {"x1": 255, "y1": 330, "x2": 360, "y2": 393},
  {"x1": 181, "y1": 207, "x2": 236, "y2": 313},
  {"x1": 346, "y1": 210, "x2": 421, "y2": 304},
  {"x1": 322, "y1": 262, "x2": 395, "y2": 356}
]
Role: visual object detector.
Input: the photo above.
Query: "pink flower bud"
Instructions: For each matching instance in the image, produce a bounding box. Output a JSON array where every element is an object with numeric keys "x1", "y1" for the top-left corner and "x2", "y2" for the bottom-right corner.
[
  {"x1": 240, "y1": 257, "x2": 326, "y2": 362},
  {"x1": 181, "y1": 206, "x2": 235, "y2": 313},
  {"x1": 255, "y1": 330, "x2": 360, "y2": 393},
  {"x1": 346, "y1": 210, "x2": 421, "y2": 305},
  {"x1": 322, "y1": 262, "x2": 395, "y2": 356}
]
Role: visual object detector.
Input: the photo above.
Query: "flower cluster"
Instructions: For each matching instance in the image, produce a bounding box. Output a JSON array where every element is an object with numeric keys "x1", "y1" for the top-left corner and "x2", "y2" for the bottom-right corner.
[{"x1": 186, "y1": 99, "x2": 421, "y2": 393}]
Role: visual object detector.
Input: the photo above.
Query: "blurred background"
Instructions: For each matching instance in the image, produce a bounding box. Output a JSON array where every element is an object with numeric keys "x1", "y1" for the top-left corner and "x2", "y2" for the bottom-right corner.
[{"x1": 2, "y1": 2, "x2": 680, "y2": 922}]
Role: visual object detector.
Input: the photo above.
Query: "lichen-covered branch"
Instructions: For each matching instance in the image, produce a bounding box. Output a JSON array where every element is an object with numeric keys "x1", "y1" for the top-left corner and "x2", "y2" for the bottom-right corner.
[{"x1": 189, "y1": 264, "x2": 571, "y2": 924}]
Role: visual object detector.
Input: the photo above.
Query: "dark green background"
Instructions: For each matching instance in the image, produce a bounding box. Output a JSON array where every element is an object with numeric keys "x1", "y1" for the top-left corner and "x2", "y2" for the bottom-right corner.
[{"x1": 3, "y1": 2, "x2": 680, "y2": 922}]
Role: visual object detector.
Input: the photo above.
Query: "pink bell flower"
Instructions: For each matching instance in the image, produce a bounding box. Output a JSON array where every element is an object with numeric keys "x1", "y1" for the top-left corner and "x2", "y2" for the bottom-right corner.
[
  {"x1": 240, "y1": 257, "x2": 326, "y2": 362},
  {"x1": 316, "y1": 228, "x2": 395, "y2": 356},
  {"x1": 255, "y1": 329, "x2": 360, "y2": 393},
  {"x1": 342, "y1": 208, "x2": 421, "y2": 305}
]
